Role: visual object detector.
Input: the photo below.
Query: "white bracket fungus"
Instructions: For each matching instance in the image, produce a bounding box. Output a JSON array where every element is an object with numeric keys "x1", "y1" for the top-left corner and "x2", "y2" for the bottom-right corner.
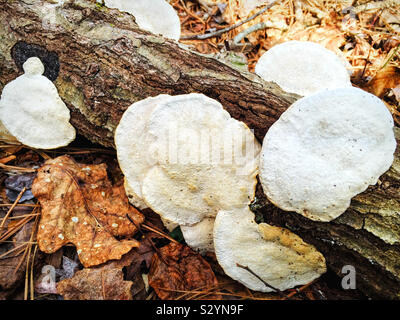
[
  {"x1": 0, "y1": 57, "x2": 76, "y2": 149},
  {"x1": 213, "y1": 207, "x2": 326, "y2": 292},
  {"x1": 0, "y1": 121, "x2": 18, "y2": 143},
  {"x1": 181, "y1": 217, "x2": 215, "y2": 254},
  {"x1": 103, "y1": 0, "x2": 181, "y2": 41},
  {"x1": 255, "y1": 41, "x2": 352, "y2": 96},
  {"x1": 115, "y1": 93, "x2": 261, "y2": 228},
  {"x1": 259, "y1": 87, "x2": 396, "y2": 222}
]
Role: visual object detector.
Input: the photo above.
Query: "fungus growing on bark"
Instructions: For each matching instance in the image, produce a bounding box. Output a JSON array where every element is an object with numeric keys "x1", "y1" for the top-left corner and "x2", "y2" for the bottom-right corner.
[
  {"x1": 0, "y1": 57, "x2": 75, "y2": 149},
  {"x1": 213, "y1": 207, "x2": 326, "y2": 292},
  {"x1": 259, "y1": 87, "x2": 396, "y2": 222},
  {"x1": 104, "y1": 0, "x2": 181, "y2": 40},
  {"x1": 115, "y1": 93, "x2": 261, "y2": 227},
  {"x1": 255, "y1": 41, "x2": 352, "y2": 96}
]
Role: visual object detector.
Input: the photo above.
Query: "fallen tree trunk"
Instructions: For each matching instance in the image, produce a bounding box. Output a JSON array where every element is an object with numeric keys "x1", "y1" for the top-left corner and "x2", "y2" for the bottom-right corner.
[{"x1": 0, "y1": 0, "x2": 399, "y2": 299}]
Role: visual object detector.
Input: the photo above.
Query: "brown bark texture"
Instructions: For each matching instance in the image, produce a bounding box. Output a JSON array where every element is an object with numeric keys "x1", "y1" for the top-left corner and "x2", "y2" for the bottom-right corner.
[{"x1": 0, "y1": 0, "x2": 399, "y2": 299}]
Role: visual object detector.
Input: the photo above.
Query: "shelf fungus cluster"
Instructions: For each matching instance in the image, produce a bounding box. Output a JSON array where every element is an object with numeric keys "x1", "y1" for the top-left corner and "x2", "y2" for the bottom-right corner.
[
  {"x1": 0, "y1": 57, "x2": 76, "y2": 149},
  {"x1": 115, "y1": 93, "x2": 261, "y2": 226},
  {"x1": 103, "y1": 0, "x2": 181, "y2": 41},
  {"x1": 116, "y1": 93, "x2": 328, "y2": 292}
]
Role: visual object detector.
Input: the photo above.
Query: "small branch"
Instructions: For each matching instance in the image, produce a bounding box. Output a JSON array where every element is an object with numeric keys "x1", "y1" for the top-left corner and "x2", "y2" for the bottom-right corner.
[
  {"x1": 0, "y1": 187, "x2": 27, "y2": 234},
  {"x1": 141, "y1": 223, "x2": 179, "y2": 244},
  {"x1": 354, "y1": 0, "x2": 399, "y2": 14},
  {"x1": 236, "y1": 263, "x2": 291, "y2": 299},
  {"x1": 180, "y1": 0, "x2": 279, "y2": 40},
  {"x1": 126, "y1": 214, "x2": 170, "y2": 267},
  {"x1": 233, "y1": 21, "x2": 287, "y2": 45}
]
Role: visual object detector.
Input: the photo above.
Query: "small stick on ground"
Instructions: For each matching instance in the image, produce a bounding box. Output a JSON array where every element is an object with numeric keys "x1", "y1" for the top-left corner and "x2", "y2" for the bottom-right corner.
[
  {"x1": 126, "y1": 214, "x2": 170, "y2": 266},
  {"x1": 0, "y1": 163, "x2": 36, "y2": 173},
  {"x1": 284, "y1": 279, "x2": 316, "y2": 299},
  {"x1": 236, "y1": 263, "x2": 291, "y2": 299},
  {"x1": 0, "y1": 155, "x2": 16, "y2": 164},
  {"x1": 181, "y1": 1, "x2": 278, "y2": 40},
  {"x1": 0, "y1": 187, "x2": 27, "y2": 235},
  {"x1": 141, "y1": 223, "x2": 179, "y2": 244}
]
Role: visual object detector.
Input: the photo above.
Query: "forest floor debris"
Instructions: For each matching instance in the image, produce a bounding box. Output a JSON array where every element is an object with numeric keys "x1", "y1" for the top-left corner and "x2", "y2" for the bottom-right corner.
[{"x1": 1, "y1": 0, "x2": 399, "y2": 300}]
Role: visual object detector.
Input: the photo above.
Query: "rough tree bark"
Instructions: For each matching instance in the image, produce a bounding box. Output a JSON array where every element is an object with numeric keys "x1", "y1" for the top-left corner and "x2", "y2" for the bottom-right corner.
[{"x1": 0, "y1": 0, "x2": 399, "y2": 299}]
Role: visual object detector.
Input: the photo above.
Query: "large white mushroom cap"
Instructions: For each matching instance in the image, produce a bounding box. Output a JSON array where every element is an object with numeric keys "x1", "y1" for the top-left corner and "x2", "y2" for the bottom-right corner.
[
  {"x1": 104, "y1": 0, "x2": 181, "y2": 40},
  {"x1": 0, "y1": 57, "x2": 76, "y2": 149},
  {"x1": 255, "y1": 41, "x2": 352, "y2": 96},
  {"x1": 259, "y1": 87, "x2": 396, "y2": 222},
  {"x1": 214, "y1": 207, "x2": 326, "y2": 292},
  {"x1": 115, "y1": 93, "x2": 261, "y2": 226}
]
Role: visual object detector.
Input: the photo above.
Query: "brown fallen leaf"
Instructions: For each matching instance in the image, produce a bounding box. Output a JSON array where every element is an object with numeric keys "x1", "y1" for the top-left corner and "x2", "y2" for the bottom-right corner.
[
  {"x1": 0, "y1": 222, "x2": 42, "y2": 299},
  {"x1": 57, "y1": 267, "x2": 133, "y2": 300},
  {"x1": 31, "y1": 155, "x2": 144, "y2": 267},
  {"x1": 364, "y1": 66, "x2": 400, "y2": 98},
  {"x1": 148, "y1": 242, "x2": 221, "y2": 300}
]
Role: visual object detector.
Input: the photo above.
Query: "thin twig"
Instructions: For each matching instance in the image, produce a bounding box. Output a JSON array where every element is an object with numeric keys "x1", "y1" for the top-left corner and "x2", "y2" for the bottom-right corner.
[
  {"x1": 236, "y1": 263, "x2": 291, "y2": 299},
  {"x1": 180, "y1": 0, "x2": 278, "y2": 40},
  {"x1": 0, "y1": 243, "x2": 27, "y2": 260},
  {"x1": 0, "y1": 215, "x2": 34, "y2": 242},
  {"x1": 284, "y1": 279, "x2": 316, "y2": 299},
  {"x1": 0, "y1": 163, "x2": 36, "y2": 173},
  {"x1": 30, "y1": 244, "x2": 38, "y2": 300},
  {"x1": 0, "y1": 187, "x2": 27, "y2": 234},
  {"x1": 141, "y1": 223, "x2": 179, "y2": 244},
  {"x1": 0, "y1": 203, "x2": 39, "y2": 208},
  {"x1": 382, "y1": 44, "x2": 400, "y2": 69},
  {"x1": 126, "y1": 215, "x2": 170, "y2": 266},
  {"x1": 233, "y1": 21, "x2": 287, "y2": 45},
  {"x1": 0, "y1": 155, "x2": 16, "y2": 164}
]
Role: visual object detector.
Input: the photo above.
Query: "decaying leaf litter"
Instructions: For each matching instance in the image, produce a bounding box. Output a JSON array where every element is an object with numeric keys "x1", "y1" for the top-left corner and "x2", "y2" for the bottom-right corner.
[{"x1": 0, "y1": 0, "x2": 399, "y2": 300}]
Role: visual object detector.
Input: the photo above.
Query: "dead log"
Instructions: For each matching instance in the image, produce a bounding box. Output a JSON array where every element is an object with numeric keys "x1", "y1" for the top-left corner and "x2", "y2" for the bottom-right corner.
[{"x1": 0, "y1": 0, "x2": 399, "y2": 299}]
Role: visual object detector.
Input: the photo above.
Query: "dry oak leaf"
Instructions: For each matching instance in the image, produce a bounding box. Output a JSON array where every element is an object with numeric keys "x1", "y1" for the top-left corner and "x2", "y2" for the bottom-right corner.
[
  {"x1": 57, "y1": 267, "x2": 133, "y2": 300},
  {"x1": 148, "y1": 242, "x2": 221, "y2": 300},
  {"x1": 31, "y1": 155, "x2": 144, "y2": 267},
  {"x1": 0, "y1": 222, "x2": 39, "y2": 299},
  {"x1": 364, "y1": 66, "x2": 400, "y2": 98}
]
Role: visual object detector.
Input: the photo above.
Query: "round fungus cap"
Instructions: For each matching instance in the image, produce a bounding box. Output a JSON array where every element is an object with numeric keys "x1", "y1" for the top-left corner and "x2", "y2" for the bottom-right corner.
[
  {"x1": 260, "y1": 87, "x2": 396, "y2": 222},
  {"x1": 213, "y1": 207, "x2": 326, "y2": 292},
  {"x1": 255, "y1": 41, "x2": 352, "y2": 96},
  {"x1": 0, "y1": 57, "x2": 76, "y2": 149},
  {"x1": 115, "y1": 93, "x2": 261, "y2": 226},
  {"x1": 104, "y1": 0, "x2": 181, "y2": 40}
]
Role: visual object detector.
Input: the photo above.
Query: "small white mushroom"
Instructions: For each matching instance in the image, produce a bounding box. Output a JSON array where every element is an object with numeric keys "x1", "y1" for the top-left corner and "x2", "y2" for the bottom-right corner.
[
  {"x1": 213, "y1": 207, "x2": 326, "y2": 292},
  {"x1": 116, "y1": 93, "x2": 261, "y2": 226},
  {"x1": 255, "y1": 41, "x2": 352, "y2": 96},
  {"x1": 104, "y1": 0, "x2": 181, "y2": 40},
  {"x1": 0, "y1": 57, "x2": 76, "y2": 149},
  {"x1": 259, "y1": 87, "x2": 396, "y2": 222},
  {"x1": 181, "y1": 217, "x2": 215, "y2": 254}
]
